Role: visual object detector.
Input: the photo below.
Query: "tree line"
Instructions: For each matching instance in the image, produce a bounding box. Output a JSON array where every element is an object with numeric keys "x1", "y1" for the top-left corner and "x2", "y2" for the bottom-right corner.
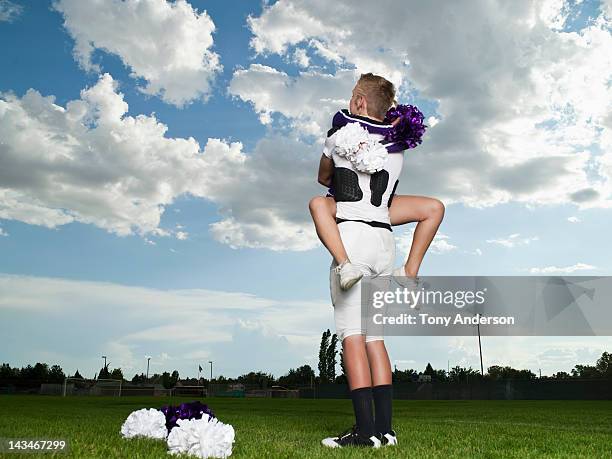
[{"x1": 1, "y1": 331, "x2": 610, "y2": 389}]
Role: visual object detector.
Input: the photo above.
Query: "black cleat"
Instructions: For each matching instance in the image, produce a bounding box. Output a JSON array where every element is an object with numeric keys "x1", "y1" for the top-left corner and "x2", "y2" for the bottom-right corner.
[{"x1": 321, "y1": 424, "x2": 381, "y2": 448}]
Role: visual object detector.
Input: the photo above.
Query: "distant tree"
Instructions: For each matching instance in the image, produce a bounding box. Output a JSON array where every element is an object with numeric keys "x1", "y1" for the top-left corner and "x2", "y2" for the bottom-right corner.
[
  {"x1": 335, "y1": 348, "x2": 347, "y2": 384},
  {"x1": 392, "y1": 368, "x2": 418, "y2": 383},
  {"x1": 237, "y1": 371, "x2": 274, "y2": 388},
  {"x1": 318, "y1": 330, "x2": 331, "y2": 382},
  {"x1": 486, "y1": 365, "x2": 536, "y2": 380},
  {"x1": 552, "y1": 371, "x2": 571, "y2": 379},
  {"x1": 0, "y1": 363, "x2": 16, "y2": 377},
  {"x1": 162, "y1": 370, "x2": 180, "y2": 389},
  {"x1": 149, "y1": 373, "x2": 163, "y2": 384},
  {"x1": 0, "y1": 363, "x2": 19, "y2": 385},
  {"x1": 571, "y1": 364, "x2": 600, "y2": 379},
  {"x1": 432, "y1": 369, "x2": 448, "y2": 382},
  {"x1": 424, "y1": 363, "x2": 435, "y2": 376},
  {"x1": 110, "y1": 368, "x2": 123, "y2": 381},
  {"x1": 339, "y1": 348, "x2": 346, "y2": 378},
  {"x1": 277, "y1": 365, "x2": 315, "y2": 387},
  {"x1": 27, "y1": 363, "x2": 49, "y2": 382},
  {"x1": 595, "y1": 351, "x2": 612, "y2": 378},
  {"x1": 326, "y1": 333, "x2": 338, "y2": 382},
  {"x1": 97, "y1": 363, "x2": 111, "y2": 380},
  {"x1": 48, "y1": 365, "x2": 65, "y2": 383},
  {"x1": 449, "y1": 365, "x2": 481, "y2": 383},
  {"x1": 72, "y1": 369, "x2": 83, "y2": 379},
  {"x1": 131, "y1": 373, "x2": 146, "y2": 384}
]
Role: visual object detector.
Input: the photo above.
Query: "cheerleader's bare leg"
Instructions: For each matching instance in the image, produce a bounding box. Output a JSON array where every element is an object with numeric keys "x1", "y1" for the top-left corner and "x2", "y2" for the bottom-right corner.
[
  {"x1": 308, "y1": 195, "x2": 347, "y2": 265},
  {"x1": 389, "y1": 195, "x2": 445, "y2": 277}
]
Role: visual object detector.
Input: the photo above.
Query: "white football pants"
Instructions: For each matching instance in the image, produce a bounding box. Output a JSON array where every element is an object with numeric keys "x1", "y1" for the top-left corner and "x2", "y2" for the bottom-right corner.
[{"x1": 329, "y1": 220, "x2": 395, "y2": 342}]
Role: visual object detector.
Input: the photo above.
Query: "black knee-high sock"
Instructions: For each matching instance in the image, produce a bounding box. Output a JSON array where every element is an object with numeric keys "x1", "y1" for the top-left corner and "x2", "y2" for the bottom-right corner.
[
  {"x1": 372, "y1": 384, "x2": 393, "y2": 433},
  {"x1": 350, "y1": 386, "x2": 375, "y2": 438}
]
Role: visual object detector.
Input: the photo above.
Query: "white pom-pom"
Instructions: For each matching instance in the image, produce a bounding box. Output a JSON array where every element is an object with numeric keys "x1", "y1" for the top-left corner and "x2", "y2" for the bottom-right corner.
[
  {"x1": 120, "y1": 408, "x2": 168, "y2": 440},
  {"x1": 333, "y1": 123, "x2": 388, "y2": 174},
  {"x1": 167, "y1": 415, "x2": 235, "y2": 459},
  {"x1": 333, "y1": 123, "x2": 370, "y2": 161},
  {"x1": 353, "y1": 139, "x2": 388, "y2": 173}
]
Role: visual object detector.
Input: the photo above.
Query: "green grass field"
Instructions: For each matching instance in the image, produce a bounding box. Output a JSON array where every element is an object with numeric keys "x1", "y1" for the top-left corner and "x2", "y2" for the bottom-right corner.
[{"x1": 0, "y1": 395, "x2": 611, "y2": 458}]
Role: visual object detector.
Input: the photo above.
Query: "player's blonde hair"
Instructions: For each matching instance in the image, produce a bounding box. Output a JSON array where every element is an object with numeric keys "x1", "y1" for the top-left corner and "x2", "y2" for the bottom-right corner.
[{"x1": 355, "y1": 73, "x2": 397, "y2": 119}]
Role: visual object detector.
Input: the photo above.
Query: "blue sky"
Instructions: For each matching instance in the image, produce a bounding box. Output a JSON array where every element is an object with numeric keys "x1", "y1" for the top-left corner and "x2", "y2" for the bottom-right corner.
[{"x1": 1, "y1": 0, "x2": 611, "y2": 380}]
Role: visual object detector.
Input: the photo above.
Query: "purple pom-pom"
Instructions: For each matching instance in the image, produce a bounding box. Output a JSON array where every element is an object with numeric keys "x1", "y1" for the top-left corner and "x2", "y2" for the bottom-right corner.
[
  {"x1": 159, "y1": 400, "x2": 215, "y2": 432},
  {"x1": 383, "y1": 104, "x2": 427, "y2": 150}
]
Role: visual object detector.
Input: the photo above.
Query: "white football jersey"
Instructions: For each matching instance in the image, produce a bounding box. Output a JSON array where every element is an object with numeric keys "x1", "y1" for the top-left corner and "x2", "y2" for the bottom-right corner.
[{"x1": 323, "y1": 126, "x2": 404, "y2": 225}]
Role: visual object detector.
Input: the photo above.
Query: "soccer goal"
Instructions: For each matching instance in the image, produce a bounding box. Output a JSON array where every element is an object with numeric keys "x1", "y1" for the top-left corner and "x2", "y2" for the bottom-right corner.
[
  {"x1": 62, "y1": 377, "x2": 123, "y2": 396},
  {"x1": 171, "y1": 385, "x2": 207, "y2": 397}
]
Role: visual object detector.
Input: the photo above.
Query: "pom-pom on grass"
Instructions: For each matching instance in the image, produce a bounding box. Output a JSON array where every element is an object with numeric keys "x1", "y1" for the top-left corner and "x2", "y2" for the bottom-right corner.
[{"x1": 160, "y1": 400, "x2": 215, "y2": 432}]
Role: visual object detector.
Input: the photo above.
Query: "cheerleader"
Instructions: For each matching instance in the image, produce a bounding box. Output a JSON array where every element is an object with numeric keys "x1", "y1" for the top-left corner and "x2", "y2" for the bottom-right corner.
[{"x1": 309, "y1": 73, "x2": 445, "y2": 290}]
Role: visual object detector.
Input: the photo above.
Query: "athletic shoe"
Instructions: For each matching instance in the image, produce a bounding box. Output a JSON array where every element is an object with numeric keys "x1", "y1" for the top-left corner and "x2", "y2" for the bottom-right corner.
[
  {"x1": 333, "y1": 261, "x2": 363, "y2": 290},
  {"x1": 379, "y1": 429, "x2": 398, "y2": 446},
  {"x1": 392, "y1": 267, "x2": 422, "y2": 309},
  {"x1": 321, "y1": 424, "x2": 381, "y2": 448}
]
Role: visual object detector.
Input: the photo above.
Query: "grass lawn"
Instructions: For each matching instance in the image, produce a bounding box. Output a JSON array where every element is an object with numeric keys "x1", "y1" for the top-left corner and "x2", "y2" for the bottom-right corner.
[{"x1": 0, "y1": 395, "x2": 611, "y2": 458}]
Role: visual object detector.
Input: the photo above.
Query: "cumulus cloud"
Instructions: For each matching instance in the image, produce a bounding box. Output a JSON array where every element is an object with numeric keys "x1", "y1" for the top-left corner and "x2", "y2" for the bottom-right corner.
[
  {"x1": 567, "y1": 216, "x2": 581, "y2": 223},
  {"x1": 237, "y1": 0, "x2": 612, "y2": 209},
  {"x1": 0, "y1": 74, "x2": 322, "y2": 250},
  {"x1": 528, "y1": 262, "x2": 597, "y2": 274},
  {"x1": 52, "y1": 0, "x2": 222, "y2": 107},
  {"x1": 1, "y1": 73, "x2": 211, "y2": 236},
  {"x1": 486, "y1": 233, "x2": 539, "y2": 248},
  {"x1": 0, "y1": 0, "x2": 22, "y2": 22},
  {"x1": 229, "y1": 64, "x2": 356, "y2": 136},
  {"x1": 0, "y1": 273, "x2": 330, "y2": 376},
  {"x1": 395, "y1": 228, "x2": 458, "y2": 258},
  {"x1": 5, "y1": 0, "x2": 612, "y2": 252},
  {"x1": 291, "y1": 48, "x2": 310, "y2": 68},
  {"x1": 207, "y1": 133, "x2": 323, "y2": 251}
]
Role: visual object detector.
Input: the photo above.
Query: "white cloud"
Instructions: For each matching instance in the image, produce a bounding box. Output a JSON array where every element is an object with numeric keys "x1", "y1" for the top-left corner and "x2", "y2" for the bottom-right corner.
[
  {"x1": 395, "y1": 228, "x2": 457, "y2": 258},
  {"x1": 291, "y1": 48, "x2": 310, "y2": 68},
  {"x1": 205, "y1": 129, "x2": 325, "y2": 250},
  {"x1": 567, "y1": 216, "x2": 581, "y2": 223},
  {"x1": 229, "y1": 64, "x2": 356, "y2": 136},
  {"x1": 0, "y1": 74, "x2": 221, "y2": 236},
  {"x1": 0, "y1": 226, "x2": 7, "y2": 237},
  {"x1": 0, "y1": 0, "x2": 22, "y2": 22},
  {"x1": 528, "y1": 262, "x2": 597, "y2": 274},
  {"x1": 52, "y1": 0, "x2": 222, "y2": 107},
  {"x1": 446, "y1": 335, "x2": 612, "y2": 376},
  {"x1": 175, "y1": 231, "x2": 188, "y2": 240},
  {"x1": 486, "y1": 233, "x2": 539, "y2": 248},
  {"x1": 241, "y1": 0, "x2": 612, "y2": 209},
  {"x1": 0, "y1": 74, "x2": 323, "y2": 250},
  {"x1": 5, "y1": 0, "x2": 612, "y2": 253},
  {"x1": 603, "y1": 0, "x2": 612, "y2": 21},
  {"x1": 2, "y1": 273, "x2": 610, "y2": 377},
  {"x1": 0, "y1": 273, "x2": 331, "y2": 377}
]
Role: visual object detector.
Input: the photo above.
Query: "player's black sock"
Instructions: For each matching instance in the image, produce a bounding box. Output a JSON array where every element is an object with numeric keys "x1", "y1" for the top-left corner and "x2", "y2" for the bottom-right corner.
[
  {"x1": 372, "y1": 384, "x2": 393, "y2": 433},
  {"x1": 350, "y1": 386, "x2": 375, "y2": 438}
]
